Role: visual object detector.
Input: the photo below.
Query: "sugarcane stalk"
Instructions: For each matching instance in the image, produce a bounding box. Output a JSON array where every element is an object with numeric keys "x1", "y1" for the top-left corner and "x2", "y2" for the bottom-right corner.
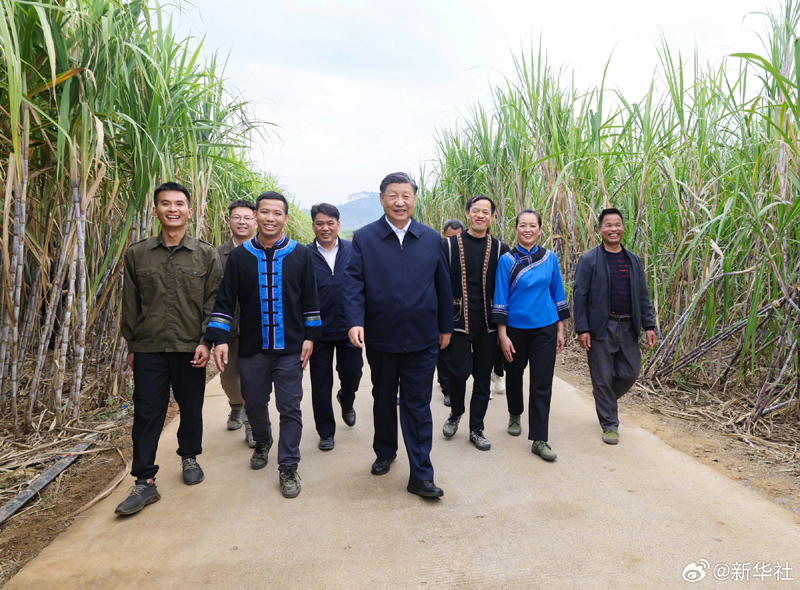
[
  {"x1": 25, "y1": 204, "x2": 75, "y2": 430},
  {"x1": 69, "y1": 185, "x2": 88, "y2": 419},
  {"x1": 52, "y1": 233, "x2": 78, "y2": 426}
]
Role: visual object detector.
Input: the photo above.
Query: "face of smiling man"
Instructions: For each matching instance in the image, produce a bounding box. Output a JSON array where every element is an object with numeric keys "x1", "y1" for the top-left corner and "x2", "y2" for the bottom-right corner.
[
  {"x1": 466, "y1": 198, "x2": 494, "y2": 238},
  {"x1": 599, "y1": 213, "x2": 624, "y2": 252},
  {"x1": 153, "y1": 190, "x2": 192, "y2": 231},
  {"x1": 380, "y1": 182, "x2": 416, "y2": 228},
  {"x1": 256, "y1": 197, "x2": 289, "y2": 247}
]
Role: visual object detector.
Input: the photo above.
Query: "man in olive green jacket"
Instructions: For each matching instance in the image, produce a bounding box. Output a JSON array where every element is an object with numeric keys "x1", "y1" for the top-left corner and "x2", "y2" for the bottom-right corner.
[
  {"x1": 217, "y1": 199, "x2": 258, "y2": 444},
  {"x1": 115, "y1": 182, "x2": 222, "y2": 516}
]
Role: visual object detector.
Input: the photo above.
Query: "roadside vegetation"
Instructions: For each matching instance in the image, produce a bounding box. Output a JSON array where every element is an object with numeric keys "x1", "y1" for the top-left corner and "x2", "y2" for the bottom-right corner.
[
  {"x1": 0, "y1": 0, "x2": 312, "y2": 505},
  {"x1": 416, "y1": 3, "x2": 800, "y2": 457}
]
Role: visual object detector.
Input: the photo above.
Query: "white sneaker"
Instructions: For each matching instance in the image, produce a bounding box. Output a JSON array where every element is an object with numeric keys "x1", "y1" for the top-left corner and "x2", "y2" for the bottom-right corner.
[{"x1": 491, "y1": 372, "x2": 506, "y2": 395}]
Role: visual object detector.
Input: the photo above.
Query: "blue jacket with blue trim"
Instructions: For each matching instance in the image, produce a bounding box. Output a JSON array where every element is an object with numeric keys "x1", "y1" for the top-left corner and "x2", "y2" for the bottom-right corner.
[
  {"x1": 342, "y1": 216, "x2": 454, "y2": 354},
  {"x1": 491, "y1": 245, "x2": 570, "y2": 329},
  {"x1": 205, "y1": 235, "x2": 321, "y2": 356},
  {"x1": 308, "y1": 238, "x2": 353, "y2": 342}
]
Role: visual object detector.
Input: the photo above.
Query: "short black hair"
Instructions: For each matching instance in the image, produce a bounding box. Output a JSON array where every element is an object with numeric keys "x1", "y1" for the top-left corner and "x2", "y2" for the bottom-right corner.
[
  {"x1": 227, "y1": 199, "x2": 256, "y2": 215},
  {"x1": 466, "y1": 195, "x2": 496, "y2": 214},
  {"x1": 598, "y1": 208, "x2": 624, "y2": 226},
  {"x1": 442, "y1": 218, "x2": 464, "y2": 233},
  {"x1": 515, "y1": 209, "x2": 542, "y2": 227},
  {"x1": 310, "y1": 203, "x2": 340, "y2": 222},
  {"x1": 380, "y1": 172, "x2": 417, "y2": 194},
  {"x1": 256, "y1": 191, "x2": 289, "y2": 214},
  {"x1": 153, "y1": 182, "x2": 190, "y2": 207}
]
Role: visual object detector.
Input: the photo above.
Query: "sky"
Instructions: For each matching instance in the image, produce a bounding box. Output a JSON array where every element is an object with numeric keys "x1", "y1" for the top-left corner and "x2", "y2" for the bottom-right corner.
[{"x1": 174, "y1": 0, "x2": 771, "y2": 206}]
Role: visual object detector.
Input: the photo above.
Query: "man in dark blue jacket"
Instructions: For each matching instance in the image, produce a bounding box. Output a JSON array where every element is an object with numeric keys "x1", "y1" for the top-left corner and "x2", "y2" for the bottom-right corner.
[
  {"x1": 573, "y1": 208, "x2": 657, "y2": 446},
  {"x1": 343, "y1": 172, "x2": 453, "y2": 499},
  {"x1": 307, "y1": 203, "x2": 363, "y2": 451}
]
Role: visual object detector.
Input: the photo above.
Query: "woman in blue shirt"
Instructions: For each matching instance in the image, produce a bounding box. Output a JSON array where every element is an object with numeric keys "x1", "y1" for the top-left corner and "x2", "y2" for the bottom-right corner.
[{"x1": 491, "y1": 209, "x2": 570, "y2": 461}]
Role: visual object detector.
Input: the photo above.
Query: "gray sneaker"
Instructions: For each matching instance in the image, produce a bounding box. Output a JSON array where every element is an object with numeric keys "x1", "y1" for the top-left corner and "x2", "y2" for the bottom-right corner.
[
  {"x1": 244, "y1": 423, "x2": 256, "y2": 448},
  {"x1": 279, "y1": 467, "x2": 301, "y2": 498},
  {"x1": 507, "y1": 414, "x2": 522, "y2": 436},
  {"x1": 114, "y1": 480, "x2": 160, "y2": 515},
  {"x1": 469, "y1": 430, "x2": 491, "y2": 451},
  {"x1": 250, "y1": 442, "x2": 270, "y2": 470},
  {"x1": 181, "y1": 457, "x2": 205, "y2": 485},
  {"x1": 442, "y1": 413, "x2": 461, "y2": 438},
  {"x1": 531, "y1": 440, "x2": 557, "y2": 461},
  {"x1": 227, "y1": 408, "x2": 244, "y2": 430}
]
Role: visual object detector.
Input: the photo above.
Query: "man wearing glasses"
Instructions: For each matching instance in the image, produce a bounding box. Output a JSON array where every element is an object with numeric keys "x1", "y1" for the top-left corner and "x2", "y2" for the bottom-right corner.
[{"x1": 217, "y1": 200, "x2": 258, "y2": 445}]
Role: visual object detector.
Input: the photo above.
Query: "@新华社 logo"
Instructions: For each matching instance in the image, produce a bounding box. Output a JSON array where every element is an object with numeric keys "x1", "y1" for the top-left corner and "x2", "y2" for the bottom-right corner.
[{"x1": 683, "y1": 560, "x2": 710, "y2": 582}]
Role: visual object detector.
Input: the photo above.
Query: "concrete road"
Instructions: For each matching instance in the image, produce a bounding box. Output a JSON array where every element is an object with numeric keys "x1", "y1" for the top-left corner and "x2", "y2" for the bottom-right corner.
[{"x1": 7, "y1": 367, "x2": 800, "y2": 590}]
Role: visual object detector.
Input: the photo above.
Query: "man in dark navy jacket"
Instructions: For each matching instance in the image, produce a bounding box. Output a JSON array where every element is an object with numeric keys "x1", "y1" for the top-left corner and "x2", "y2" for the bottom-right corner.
[
  {"x1": 343, "y1": 172, "x2": 453, "y2": 498},
  {"x1": 307, "y1": 203, "x2": 363, "y2": 451}
]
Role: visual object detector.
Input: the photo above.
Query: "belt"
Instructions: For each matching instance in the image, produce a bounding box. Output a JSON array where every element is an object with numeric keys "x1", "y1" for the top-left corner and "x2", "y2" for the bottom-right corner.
[{"x1": 609, "y1": 315, "x2": 632, "y2": 323}]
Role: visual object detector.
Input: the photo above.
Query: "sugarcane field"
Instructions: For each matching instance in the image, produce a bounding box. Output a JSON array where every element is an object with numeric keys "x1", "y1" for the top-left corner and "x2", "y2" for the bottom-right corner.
[{"x1": 0, "y1": 0, "x2": 799, "y2": 588}]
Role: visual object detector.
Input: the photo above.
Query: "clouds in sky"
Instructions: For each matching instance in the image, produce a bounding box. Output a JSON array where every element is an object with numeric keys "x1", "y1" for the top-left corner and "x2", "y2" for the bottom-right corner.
[{"x1": 175, "y1": 0, "x2": 768, "y2": 205}]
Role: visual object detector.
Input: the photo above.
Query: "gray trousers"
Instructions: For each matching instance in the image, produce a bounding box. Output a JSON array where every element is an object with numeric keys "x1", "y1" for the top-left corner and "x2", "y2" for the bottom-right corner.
[
  {"x1": 238, "y1": 352, "x2": 304, "y2": 470},
  {"x1": 586, "y1": 319, "x2": 641, "y2": 430}
]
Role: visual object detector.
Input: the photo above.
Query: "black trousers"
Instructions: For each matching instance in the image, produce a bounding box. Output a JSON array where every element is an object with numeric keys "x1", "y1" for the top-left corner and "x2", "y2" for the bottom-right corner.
[
  {"x1": 504, "y1": 323, "x2": 557, "y2": 441},
  {"x1": 493, "y1": 343, "x2": 505, "y2": 377},
  {"x1": 437, "y1": 348, "x2": 450, "y2": 395},
  {"x1": 309, "y1": 339, "x2": 363, "y2": 438},
  {"x1": 366, "y1": 344, "x2": 437, "y2": 484},
  {"x1": 446, "y1": 330, "x2": 495, "y2": 431},
  {"x1": 131, "y1": 352, "x2": 206, "y2": 480}
]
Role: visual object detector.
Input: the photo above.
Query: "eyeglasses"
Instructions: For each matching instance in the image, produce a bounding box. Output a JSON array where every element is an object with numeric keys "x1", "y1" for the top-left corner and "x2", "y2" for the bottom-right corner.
[{"x1": 230, "y1": 215, "x2": 255, "y2": 222}]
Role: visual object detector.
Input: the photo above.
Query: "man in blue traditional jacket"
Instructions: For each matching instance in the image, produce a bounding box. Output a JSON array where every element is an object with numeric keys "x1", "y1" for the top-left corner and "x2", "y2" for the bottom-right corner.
[{"x1": 343, "y1": 172, "x2": 453, "y2": 498}]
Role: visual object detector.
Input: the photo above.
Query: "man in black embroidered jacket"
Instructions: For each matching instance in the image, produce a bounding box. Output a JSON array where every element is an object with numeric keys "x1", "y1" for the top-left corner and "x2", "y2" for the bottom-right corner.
[
  {"x1": 573, "y1": 208, "x2": 657, "y2": 446},
  {"x1": 440, "y1": 196, "x2": 510, "y2": 451},
  {"x1": 207, "y1": 192, "x2": 321, "y2": 498},
  {"x1": 307, "y1": 203, "x2": 363, "y2": 451}
]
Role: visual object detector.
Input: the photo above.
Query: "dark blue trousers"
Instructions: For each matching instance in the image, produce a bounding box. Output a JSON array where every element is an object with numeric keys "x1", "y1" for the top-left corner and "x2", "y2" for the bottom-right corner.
[{"x1": 366, "y1": 344, "x2": 438, "y2": 484}]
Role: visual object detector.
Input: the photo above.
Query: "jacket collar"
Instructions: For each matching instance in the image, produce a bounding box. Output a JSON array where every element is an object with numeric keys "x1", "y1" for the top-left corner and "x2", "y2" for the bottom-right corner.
[
  {"x1": 309, "y1": 238, "x2": 347, "y2": 255},
  {"x1": 515, "y1": 244, "x2": 538, "y2": 257},
  {"x1": 151, "y1": 232, "x2": 196, "y2": 251},
  {"x1": 250, "y1": 233, "x2": 289, "y2": 251},
  {"x1": 378, "y1": 215, "x2": 419, "y2": 240}
]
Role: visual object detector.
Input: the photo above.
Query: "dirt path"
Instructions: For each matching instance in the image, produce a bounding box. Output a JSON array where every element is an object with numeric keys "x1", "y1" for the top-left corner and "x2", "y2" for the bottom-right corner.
[{"x1": 5, "y1": 367, "x2": 800, "y2": 589}]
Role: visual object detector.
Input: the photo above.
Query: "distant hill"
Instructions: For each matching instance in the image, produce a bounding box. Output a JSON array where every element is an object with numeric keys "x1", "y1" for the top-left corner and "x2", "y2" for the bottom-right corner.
[
  {"x1": 304, "y1": 192, "x2": 382, "y2": 231},
  {"x1": 337, "y1": 192, "x2": 382, "y2": 230}
]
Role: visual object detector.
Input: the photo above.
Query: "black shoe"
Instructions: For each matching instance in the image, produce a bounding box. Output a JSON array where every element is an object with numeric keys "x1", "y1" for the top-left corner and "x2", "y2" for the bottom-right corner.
[
  {"x1": 337, "y1": 390, "x2": 356, "y2": 427},
  {"x1": 407, "y1": 480, "x2": 444, "y2": 498},
  {"x1": 115, "y1": 480, "x2": 160, "y2": 515},
  {"x1": 181, "y1": 457, "x2": 205, "y2": 485},
  {"x1": 443, "y1": 394, "x2": 451, "y2": 407},
  {"x1": 250, "y1": 442, "x2": 270, "y2": 470},
  {"x1": 318, "y1": 436, "x2": 335, "y2": 451},
  {"x1": 371, "y1": 453, "x2": 397, "y2": 476}
]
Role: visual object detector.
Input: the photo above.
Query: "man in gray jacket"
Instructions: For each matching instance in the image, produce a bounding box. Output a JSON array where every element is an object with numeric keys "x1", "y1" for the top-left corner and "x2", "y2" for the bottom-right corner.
[{"x1": 573, "y1": 208, "x2": 656, "y2": 445}]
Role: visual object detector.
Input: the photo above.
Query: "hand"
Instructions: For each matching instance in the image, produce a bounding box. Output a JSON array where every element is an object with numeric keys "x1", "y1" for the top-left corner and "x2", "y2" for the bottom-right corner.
[
  {"x1": 127, "y1": 353, "x2": 134, "y2": 369},
  {"x1": 556, "y1": 329, "x2": 565, "y2": 354},
  {"x1": 301, "y1": 340, "x2": 314, "y2": 370},
  {"x1": 349, "y1": 326, "x2": 364, "y2": 348},
  {"x1": 578, "y1": 333, "x2": 591, "y2": 350},
  {"x1": 191, "y1": 344, "x2": 210, "y2": 368},
  {"x1": 439, "y1": 333, "x2": 451, "y2": 349},
  {"x1": 214, "y1": 343, "x2": 229, "y2": 373},
  {"x1": 500, "y1": 334, "x2": 515, "y2": 363},
  {"x1": 645, "y1": 330, "x2": 657, "y2": 348}
]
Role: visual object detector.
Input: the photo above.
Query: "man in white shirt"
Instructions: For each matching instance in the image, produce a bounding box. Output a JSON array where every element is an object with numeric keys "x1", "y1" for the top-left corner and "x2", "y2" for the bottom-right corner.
[{"x1": 307, "y1": 203, "x2": 363, "y2": 451}]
